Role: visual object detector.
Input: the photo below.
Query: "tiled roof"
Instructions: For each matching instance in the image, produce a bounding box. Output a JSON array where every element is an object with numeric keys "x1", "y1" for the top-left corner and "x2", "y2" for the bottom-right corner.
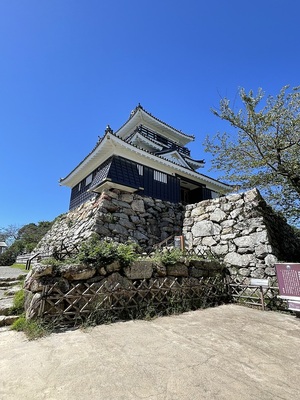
[
  {"x1": 60, "y1": 107, "x2": 198, "y2": 184},
  {"x1": 115, "y1": 104, "x2": 195, "y2": 141},
  {"x1": 61, "y1": 130, "x2": 229, "y2": 189},
  {"x1": 127, "y1": 130, "x2": 164, "y2": 151},
  {"x1": 60, "y1": 110, "x2": 230, "y2": 191},
  {"x1": 59, "y1": 135, "x2": 105, "y2": 183}
]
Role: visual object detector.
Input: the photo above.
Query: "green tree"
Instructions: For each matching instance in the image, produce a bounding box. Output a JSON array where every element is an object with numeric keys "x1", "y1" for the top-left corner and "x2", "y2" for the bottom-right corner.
[
  {"x1": 0, "y1": 221, "x2": 53, "y2": 265},
  {"x1": 17, "y1": 221, "x2": 52, "y2": 252},
  {"x1": 205, "y1": 85, "x2": 300, "y2": 223}
]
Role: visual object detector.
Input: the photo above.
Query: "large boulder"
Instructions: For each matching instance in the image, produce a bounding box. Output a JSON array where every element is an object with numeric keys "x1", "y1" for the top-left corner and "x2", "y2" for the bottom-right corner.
[
  {"x1": 191, "y1": 221, "x2": 221, "y2": 237},
  {"x1": 124, "y1": 261, "x2": 153, "y2": 280},
  {"x1": 60, "y1": 264, "x2": 96, "y2": 281},
  {"x1": 166, "y1": 263, "x2": 188, "y2": 277}
]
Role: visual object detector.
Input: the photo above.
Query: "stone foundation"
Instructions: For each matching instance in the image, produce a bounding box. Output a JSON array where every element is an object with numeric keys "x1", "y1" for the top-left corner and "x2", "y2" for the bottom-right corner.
[
  {"x1": 24, "y1": 258, "x2": 226, "y2": 320},
  {"x1": 30, "y1": 188, "x2": 300, "y2": 281},
  {"x1": 34, "y1": 190, "x2": 184, "y2": 256},
  {"x1": 183, "y1": 189, "x2": 300, "y2": 278}
]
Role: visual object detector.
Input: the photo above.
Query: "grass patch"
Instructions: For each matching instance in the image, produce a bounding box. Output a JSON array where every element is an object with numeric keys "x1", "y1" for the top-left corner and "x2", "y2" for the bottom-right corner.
[
  {"x1": 11, "y1": 315, "x2": 49, "y2": 340},
  {"x1": 9, "y1": 289, "x2": 25, "y2": 315},
  {"x1": 10, "y1": 263, "x2": 27, "y2": 271}
]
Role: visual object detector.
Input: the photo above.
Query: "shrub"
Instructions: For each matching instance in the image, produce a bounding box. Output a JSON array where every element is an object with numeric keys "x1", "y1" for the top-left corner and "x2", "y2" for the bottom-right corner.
[
  {"x1": 152, "y1": 248, "x2": 184, "y2": 265},
  {"x1": 116, "y1": 242, "x2": 138, "y2": 267},
  {"x1": 0, "y1": 249, "x2": 17, "y2": 266},
  {"x1": 41, "y1": 257, "x2": 70, "y2": 267},
  {"x1": 78, "y1": 238, "x2": 116, "y2": 265},
  {"x1": 77, "y1": 236, "x2": 138, "y2": 267}
]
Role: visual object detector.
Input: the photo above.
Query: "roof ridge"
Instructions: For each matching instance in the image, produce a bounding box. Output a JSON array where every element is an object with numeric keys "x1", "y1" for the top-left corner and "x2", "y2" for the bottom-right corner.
[
  {"x1": 138, "y1": 106, "x2": 195, "y2": 140},
  {"x1": 114, "y1": 105, "x2": 195, "y2": 140}
]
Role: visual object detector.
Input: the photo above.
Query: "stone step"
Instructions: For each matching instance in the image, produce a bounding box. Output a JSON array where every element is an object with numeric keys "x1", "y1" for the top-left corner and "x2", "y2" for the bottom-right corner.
[
  {"x1": 0, "y1": 297, "x2": 14, "y2": 316},
  {"x1": 0, "y1": 289, "x2": 8, "y2": 299},
  {"x1": 0, "y1": 280, "x2": 23, "y2": 288},
  {"x1": 0, "y1": 274, "x2": 27, "y2": 282},
  {"x1": 0, "y1": 315, "x2": 19, "y2": 327},
  {"x1": 0, "y1": 326, "x2": 11, "y2": 332},
  {"x1": 3, "y1": 286, "x2": 22, "y2": 296}
]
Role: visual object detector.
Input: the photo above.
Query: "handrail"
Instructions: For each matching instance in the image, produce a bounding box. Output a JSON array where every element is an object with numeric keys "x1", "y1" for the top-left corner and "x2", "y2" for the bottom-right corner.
[
  {"x1": 137, "y1": 125, "x2": 191, "y2": 157},
  {"x1": 153, "y1": 235, "x2": 175, "y2": 249},
  {"x1": 25, "y1": 253, "x2": 40, "y2": 271}
]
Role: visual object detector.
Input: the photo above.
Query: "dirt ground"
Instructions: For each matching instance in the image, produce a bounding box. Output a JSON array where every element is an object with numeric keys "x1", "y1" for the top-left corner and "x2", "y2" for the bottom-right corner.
[{"x1": 0, "y1": 304, "x2": 299, "y2": 400}]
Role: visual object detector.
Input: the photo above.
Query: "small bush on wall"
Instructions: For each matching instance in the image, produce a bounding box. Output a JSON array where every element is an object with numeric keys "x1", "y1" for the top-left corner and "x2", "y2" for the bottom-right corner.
[{"x1": 77, "y1": 235, "x2": 139, "y2": 267}]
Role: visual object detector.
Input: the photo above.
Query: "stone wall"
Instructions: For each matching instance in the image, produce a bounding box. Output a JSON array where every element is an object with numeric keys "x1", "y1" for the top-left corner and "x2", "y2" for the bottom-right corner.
[
  {"x1": 183, "y1": 188, "x2": 300, "y2": 279},
  {"x1": 24, "y1": 258, "x2": 226, "y2": 320},
  {"x1": 35, "y1": 190, "x2": 184, "y2": 256},
  {"x1": 23, "y1": 183, "x2": 300, "y2": 322},
  {"x1": 31, "y1": 187, "x2": 299, "y2": 281}
]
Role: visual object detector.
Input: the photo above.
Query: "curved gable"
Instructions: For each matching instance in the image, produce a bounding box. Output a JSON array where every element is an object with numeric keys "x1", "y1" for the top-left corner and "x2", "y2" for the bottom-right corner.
[{"x1": 115, "y1": 106, "x2": 194, "y2": 146}]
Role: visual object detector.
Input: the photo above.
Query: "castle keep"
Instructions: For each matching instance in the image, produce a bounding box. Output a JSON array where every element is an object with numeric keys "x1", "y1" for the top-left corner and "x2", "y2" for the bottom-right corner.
[
  {"x1": 25, "y1": 107, "x2": 300, "y2": 279},
  {"x1": 59, "y1": 105, "x2": 229, "y2": 210}
]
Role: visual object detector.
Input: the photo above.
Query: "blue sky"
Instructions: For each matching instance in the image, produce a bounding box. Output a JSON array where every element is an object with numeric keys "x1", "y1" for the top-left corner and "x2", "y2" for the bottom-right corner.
[{"x1": 1, "y1": 0, "x2": 300, "y2": 228}]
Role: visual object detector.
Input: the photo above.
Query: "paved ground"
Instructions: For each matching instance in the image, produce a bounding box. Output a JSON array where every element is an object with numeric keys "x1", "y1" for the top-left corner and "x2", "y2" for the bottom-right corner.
[
  {"x1": 0, "y1": 304, "x2": 299, "y2": 400},
  {"x1": 0, "y1": 266, "x2": 27, "y2": 281}
]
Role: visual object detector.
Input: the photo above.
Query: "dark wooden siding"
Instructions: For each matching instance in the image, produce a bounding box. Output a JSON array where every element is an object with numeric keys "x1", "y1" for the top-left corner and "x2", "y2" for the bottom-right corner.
[
  {"x1": 141, "y1": 166, "x2": 180, "y2": 203},
  {"x1": 69, "y1": 160, "x2": 112, "y2": 210},
  {"x1": 108, "y1": 157, "x2": 141, "y2": 189},
  {"x1": 69, "y1": 156, "x2": 184, "y2": 209},
  {"x1": 69, "y1": 156, "x2": 142, "y2": 210},
  {"x1": 202, "y1": 187, "x2": 213, "y2": 200},
  {"x1": 70, "y1": 181, "x2": 95, "y2": 210}
]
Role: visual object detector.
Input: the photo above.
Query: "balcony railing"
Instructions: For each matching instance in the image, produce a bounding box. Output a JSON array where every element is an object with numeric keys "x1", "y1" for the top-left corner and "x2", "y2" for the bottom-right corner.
[{"x1": 135, "y1": 125, "x2": 191, "y2": 157}]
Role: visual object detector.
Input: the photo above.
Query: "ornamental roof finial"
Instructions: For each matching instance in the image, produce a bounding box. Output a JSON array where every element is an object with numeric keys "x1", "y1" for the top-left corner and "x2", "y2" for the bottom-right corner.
[
  {"x1": 130, "y1": 103, "x2": 143, "y2": 118},
  {"x1": 105, "y1": 125, "x2": 113, "y2": 134}
]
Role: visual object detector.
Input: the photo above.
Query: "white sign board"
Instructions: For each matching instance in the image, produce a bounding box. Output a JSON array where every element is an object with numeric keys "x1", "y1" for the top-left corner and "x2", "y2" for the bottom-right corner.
[
  {"x1": 250, "y1": 278, "x2": 269, "y2": 287},
  {"x1": 287, "y1": 300, "x2": 300, "y2": 312}
]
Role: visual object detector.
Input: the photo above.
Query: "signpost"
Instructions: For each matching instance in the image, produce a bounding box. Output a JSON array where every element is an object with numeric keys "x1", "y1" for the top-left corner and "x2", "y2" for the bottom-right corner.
[
  {"x1": 174, "y1": 236, "x2": 184, "y2": 250},
  {"x1": 275, "y1": 263, "x2": 300, "y2": 315},
  {"x1": 250, "y1": 278, "x2": 269, "y2": 311}
]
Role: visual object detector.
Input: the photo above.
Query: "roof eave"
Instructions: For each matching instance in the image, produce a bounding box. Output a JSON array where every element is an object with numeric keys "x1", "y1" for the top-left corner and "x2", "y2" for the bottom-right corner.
[
  {"x1": 60, "y1": 134, "x2": 230, "y2": 193},
  {"x1": 115, "y1": 107, "x2": 194, "y2": 146},
  {"x1": 59, "y1": 133, "x2": 113, "y2": 187}
]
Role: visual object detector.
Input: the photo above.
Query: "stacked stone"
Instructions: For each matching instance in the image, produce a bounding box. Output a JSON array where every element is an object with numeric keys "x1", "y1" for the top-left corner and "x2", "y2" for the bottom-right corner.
[
  {"x1": 183, "y1": 189, "x2": 300, "y2": 279},
  {"x1": 93, "y1": 191, "x2": 183, "y2": 248},
  {"x1": 32, "y1": 187, "x2": 299, "y2": 280},
  {"x1": 24, "y1": 258, "x2": 225, "y2": 320},
  {"x1": 35, "y1": 190, "x2": 184, "y2": 257},
  {"x1": 34, "y1": 196, "x2": 103, "y2": 257}
]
